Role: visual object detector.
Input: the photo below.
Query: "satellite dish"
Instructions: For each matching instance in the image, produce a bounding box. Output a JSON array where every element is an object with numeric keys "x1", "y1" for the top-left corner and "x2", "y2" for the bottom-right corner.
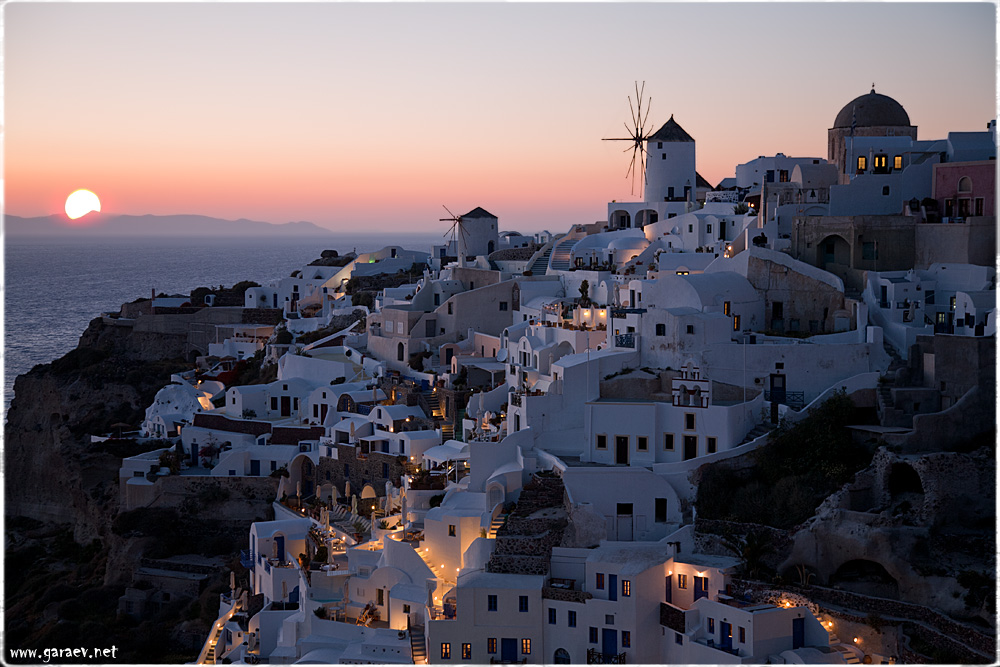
[{"x1": 496, "y1": 349, "x2": 508, "y2": 362}]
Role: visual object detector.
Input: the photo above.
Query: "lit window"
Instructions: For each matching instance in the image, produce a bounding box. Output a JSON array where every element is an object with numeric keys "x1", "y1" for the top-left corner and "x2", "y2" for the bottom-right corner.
[
  {"x1": 449, "y1": 524, "x2": 456, "y2": 537},
  {"x1": 622, "y1": 580, "x2": 631, "y2": 597},
  {"x1": 622, "y1": 631, "x2": 631, "y2": 648},
  {"x1": 709, "y1": 618, "x2": 715, "y2": 633},
  {"x1": 857, "y1": 156, "x2": 867, "y2": 171},
  {"x1": 521, "y1": 639, "x2": 531, "y2": 655},
  {"x1": 874, "y1": 155, "x2": 887, "y2": 169},
  {"x1": 893, "y1": 155, "x2": 903, "y2": 169},
  {"x1": 739, "y1": 627, "x2": 746, "y2": 643},
  {"x1": 441, "y1": 643, "x2": 451, "y2": 660},
  {"x1": 596, "y1": 573, "x2": 605, "y2": 589},
  {"x1": 678, "y1": 574, "x2": 688, "y2": 589},
  {"x1": 487, "y1": 638, "x2": 497, "y2": 654},
  {"x1": 724, "y1": 301, "x2": 731, "y2": 316},
  {"x1": 462, "y1": 643, "x2": 472, "y2": 660}
]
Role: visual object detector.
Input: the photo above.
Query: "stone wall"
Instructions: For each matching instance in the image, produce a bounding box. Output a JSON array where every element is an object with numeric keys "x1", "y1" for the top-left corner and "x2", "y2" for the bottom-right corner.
[
  {"x1": 315, "y1": 446, "x2": 405, "y2": 498},
  {"x1": 134, "y1": 474, "x2": 279, "y2": 521}
]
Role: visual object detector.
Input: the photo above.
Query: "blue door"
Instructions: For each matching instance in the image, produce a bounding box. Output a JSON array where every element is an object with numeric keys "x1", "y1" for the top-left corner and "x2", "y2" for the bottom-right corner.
[
  {"x1": 501, "y1": 638, "x2": 517, "y2": 662},
  {"x1": 665, "y1": 575, "x2": 672, "y2": 604},
  {"x1": 694, "y1": 576, "x2": 708, "y2": 601},
  {"x1": 250, "y1": 459, "x2": 260, "y2": 476},
  {"x1": 602, "y1": 628, "x2": 617, "y2": 657},
  {"x1": 720, "y1": 622, "x2": 733, "y2": 650},
  {"x1": 275, "y1": 535, "x2": 285, "y2": 562},
  {"x1": 792, "y1": 617, "x2": 804, "y2": 649},
  {"x1": 609, "y1": 574, "x2": 618, "y2": 601}
]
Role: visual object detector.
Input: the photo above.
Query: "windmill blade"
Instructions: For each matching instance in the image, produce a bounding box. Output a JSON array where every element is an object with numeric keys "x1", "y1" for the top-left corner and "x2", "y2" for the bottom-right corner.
[
  {"x1": 640, "y1": 98, "x2": 652, "y2": 138},
  {"x1": 627, "y1": 95, "x2": 638, "y2": 131},
  {"x1": 442, "y1": 205, "x2": 458, "y2": 220}
]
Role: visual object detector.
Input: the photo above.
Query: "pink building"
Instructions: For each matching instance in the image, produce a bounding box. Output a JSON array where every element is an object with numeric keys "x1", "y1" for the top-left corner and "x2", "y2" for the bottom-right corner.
[{"x1": 933, "y1": 161, "x2": 996, "y2": 218}]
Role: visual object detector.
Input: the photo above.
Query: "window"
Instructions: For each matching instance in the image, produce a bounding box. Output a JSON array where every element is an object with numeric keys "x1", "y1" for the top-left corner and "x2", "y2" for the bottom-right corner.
[
  {"x1": 403, "y1": 604, "x2": 411, "y2": 614},
  {"x1": 500, "y1": 302, "x2": 508, "y2": 312},
  {"x1": 685, "y1": 414, "x2": 695, "y2": 430},
  {"x1": 688, "y1": 224, "x2": 693, "y2": 233},
  {"x1": 448, "y1": 524, "x2": 456, "y2": 537},
  {"x1": 724, "y1": 301, "x2": 731, "y2": 316},
  {"x1": 622, "y1": 580, "x2": 631, "y2": 597},
  {"x1": 685, "y1": 324, "x2": 694, "y2": 334},
  {"x1": 605, "y1": 615, "x2": 615, "y2": 625},
  {"x1": 376, "y1": 588, "x2": 384, "y2": 605},
  {"x1": 664, "y1": 433, "x2": 674, "y2": 450},
  {"x1": 657, "y1": 142, "x2": 663, "y2": 149},
  {"x1": 656, "y1": 323, "x2": 666, "y2": 336},
  {"x1": 857, "y1": 156, "x2": 867, "y2": 172},
  {"x1": 521, "y1": 639, "x2": 531, "y2": 655},
  {"x1": 382, "y1": 462, "x2": 389, "y2": 478},
  {"x1": 441, "y1": 643, "x2": 451, "y2": 660},
  {"x1": 596, "y1": 573, "x2": 605, "y2": 590},
  {"x1": 568, "y1": 611, "x2": 577, "y2": 627},
  {"x1": 519, "y1": 596, "x2": 529, "y2": 612},
  {"x1": 779, "y1": 169, "x2": 789, "y2": 183},
  {"x1": 462, "y1": 643, "x2": 472, "y2": 660},
  {"x1": 622, "y1": 631, "x2": 631, "y2": 648},
  {"x1": 434, "y1": 294, "x2": 440, "y2": 306},
  {"x1": 589, "y1": 628, "x2": 599, "y2": 644},
  {"x1": 637, "y1": 436, "x2": 648, "y2": 451},
  {"x1": 344, "y1": 464, "x2": 350, "y2": 478},
  {"x1": 707, "y1": 437, "x2": 717, "y2": 454},
  {"x1": 549, "y1": 608, "x2": 557, "y2": 625},
  {"x1": 447, "y1": 303, "x2": 453, "y2": 315},
  {"x1": 675, "y1": 632, "x2": 683, "y2": 645},
  {"x1": 596, "y1": 434, "x2": 607, "y2": 450},
  {"x1": 662, "y1": 153, "x2": 666, "y2": 160},
  {"x1": 874, "y1": 154, "x2": 888, "y2": 170},
  {"x1": 739, "y1": 627, "x2": 746, "y2": 643},
  {"x1": 882, "y1": 185, "x2": 890, "y2": 196},
  {"x1": 709, "y1": 618, "x2": 716, "y2": 633},
  {"x1": 733, "y1": 314, "x2": 741, "y2": 331},
  {"x1": 706, "y1": 224, "x2": 712, "y2": 233},
  {"x1": 894, "y1": 155, "x2": 903, "y2": 169},
  {"x1": 975, "y1": 198, "x2": 984, "y2": 216},
  {"x1": 271, "y1": 397, "x2": 278, "y2": 411},
  {"x1": 678, "y1": 574, "x2": 688, "y2": 589},
  {"x1": 487, "y1": 595, "x2": 497, "y2": 611},
  {"x1": 655, "y1": 497, "x2": 667, "y2": 522},
  {"x1": 487, "y1": 638, "x2": 497, "y2": 654}
]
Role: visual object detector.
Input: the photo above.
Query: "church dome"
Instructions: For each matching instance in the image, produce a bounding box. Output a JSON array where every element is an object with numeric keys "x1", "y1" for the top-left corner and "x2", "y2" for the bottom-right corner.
[{"x1": 833, "y1": 88, "x2": 911, "y2": 129}]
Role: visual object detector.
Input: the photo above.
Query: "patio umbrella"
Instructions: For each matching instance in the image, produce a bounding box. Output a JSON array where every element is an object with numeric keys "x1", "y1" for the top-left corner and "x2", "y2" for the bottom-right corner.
[
  {"x1": 351, "y1": 494, "x2": 358, "y2": 515},
  {"x1": 345, "y1": 480, "x2": 351, "y2": 499}
]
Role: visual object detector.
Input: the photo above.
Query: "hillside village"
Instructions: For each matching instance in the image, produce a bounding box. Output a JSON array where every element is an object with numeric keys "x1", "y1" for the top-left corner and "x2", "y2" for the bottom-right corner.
[{"x1": 68, "y1": 89, "x2": 996, "y2": 664}]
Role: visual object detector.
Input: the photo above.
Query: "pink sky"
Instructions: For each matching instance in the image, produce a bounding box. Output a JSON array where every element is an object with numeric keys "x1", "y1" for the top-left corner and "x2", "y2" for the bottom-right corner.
[{"x1": 6, "y1": 3, "x2": 996, "y2": 233}]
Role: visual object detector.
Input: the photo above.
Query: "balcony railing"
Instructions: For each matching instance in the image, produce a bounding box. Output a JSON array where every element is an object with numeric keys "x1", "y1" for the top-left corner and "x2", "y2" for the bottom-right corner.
[
  {"x1": 614, "y1": 333, "x2": 635, "y2": 348},
  {"x1": 763, "y1": 390, "x2": 805, "y2": 409},
  {"x1": 587, "y1": 648, "x2": 627, "y2": 664}
]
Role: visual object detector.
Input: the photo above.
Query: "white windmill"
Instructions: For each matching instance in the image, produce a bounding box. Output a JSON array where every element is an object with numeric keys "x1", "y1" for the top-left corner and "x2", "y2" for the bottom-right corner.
[{"x1": 440, "y1": 205, "x2": 470, "y2": 267}]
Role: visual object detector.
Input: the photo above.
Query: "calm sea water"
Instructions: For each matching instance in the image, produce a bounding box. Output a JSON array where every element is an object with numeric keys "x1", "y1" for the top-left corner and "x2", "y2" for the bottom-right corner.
[{"x1": 4, "y1": 234, "x2": 441, "y2": 416}]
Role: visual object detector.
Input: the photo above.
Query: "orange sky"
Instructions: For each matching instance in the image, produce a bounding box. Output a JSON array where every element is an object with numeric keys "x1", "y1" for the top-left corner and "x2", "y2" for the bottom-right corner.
[{"x1": 6, "y1": 3, "x2": 996, "y2": 233}]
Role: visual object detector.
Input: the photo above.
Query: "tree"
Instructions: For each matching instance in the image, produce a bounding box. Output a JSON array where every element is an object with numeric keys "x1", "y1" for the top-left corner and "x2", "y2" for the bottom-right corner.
[
  {"x1": 722, "y1": 530, "x2": 774, "y2": 580},
  {"x1": 733, "y1": 203, "x2": 750, "y2": 215},
  {"x1": 578, "y1": 280, "x2": 592, "y2": 306}
]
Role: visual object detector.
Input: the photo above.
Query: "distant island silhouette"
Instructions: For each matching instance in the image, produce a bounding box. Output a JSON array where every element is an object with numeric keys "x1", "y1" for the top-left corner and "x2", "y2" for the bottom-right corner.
[{"x1": 5, "y1": 213, "x2": 336, "y2": 238}]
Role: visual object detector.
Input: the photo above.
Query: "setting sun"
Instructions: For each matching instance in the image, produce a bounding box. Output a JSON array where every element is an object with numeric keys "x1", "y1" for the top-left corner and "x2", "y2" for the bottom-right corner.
[{"x1": 65, "y1": 189, "x2": 101, "y2": 219}]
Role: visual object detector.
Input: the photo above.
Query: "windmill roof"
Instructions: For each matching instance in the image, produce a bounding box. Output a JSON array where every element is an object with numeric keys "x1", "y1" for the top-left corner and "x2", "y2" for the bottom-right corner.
[
  {"x1": 695, "y1": 171, "x2": 713, "y2": 189},
  {"x1": 462, "y1": 207, "x2": 497, "y2": 219},
  {"x1": 649, "y1": 116, "x2": 694, "y2": 143}
]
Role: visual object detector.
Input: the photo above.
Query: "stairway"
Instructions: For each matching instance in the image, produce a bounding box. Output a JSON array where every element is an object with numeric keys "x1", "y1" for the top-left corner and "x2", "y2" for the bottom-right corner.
[
  {"x1": 410, "y1": 625, "x2": 428, "y2": 664},
  {"x1": 425, "y1": 392, "x2": 442, "y2": 418},
  {"x1": 487, "y1": 512, "x2": 508, "y2": 539},
  {"x1": 882, "y1": 341, "x2": 906, "y2": 373},
  {"x1": 739, "y1": 423, "x2": 774, "y2": 446},
  {"x1": 548, "y1": 237, "x2": 578, "y2": 271},
  {"x1": 828, "y1": 633, "x2": 862, "y2": 664},
  {"x1": 527, "y1": 241, "x2": 556, "y2": 275}
]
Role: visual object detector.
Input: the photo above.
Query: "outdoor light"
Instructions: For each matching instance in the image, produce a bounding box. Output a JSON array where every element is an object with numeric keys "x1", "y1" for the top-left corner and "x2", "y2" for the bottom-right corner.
[{"x1": 853, "y1": 638, "x2": 860, "y2": 644}]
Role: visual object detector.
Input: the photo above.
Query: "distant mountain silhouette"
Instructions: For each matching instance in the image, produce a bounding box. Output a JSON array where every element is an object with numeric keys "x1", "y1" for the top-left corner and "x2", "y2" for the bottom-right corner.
[{"x1": 4, "y1": 213, "x2": 335, "y2": 238}]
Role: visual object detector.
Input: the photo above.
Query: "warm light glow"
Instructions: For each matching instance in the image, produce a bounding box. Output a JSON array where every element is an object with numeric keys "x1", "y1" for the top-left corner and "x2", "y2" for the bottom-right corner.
[
  {"x1": 65, "y1": 189, "x2": 101, "y2": 219},
  {"x1": 853, "y1": 638, "x2": 860, "y2": 643},
  {"x1": 827, "y1": 621, "x2": 834, "y2": 627}
]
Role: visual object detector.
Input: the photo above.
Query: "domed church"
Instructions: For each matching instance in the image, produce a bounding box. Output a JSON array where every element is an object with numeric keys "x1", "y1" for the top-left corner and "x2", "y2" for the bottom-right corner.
[{"x1": 827, "y1": 87, "x2": 917, "y2": 177}]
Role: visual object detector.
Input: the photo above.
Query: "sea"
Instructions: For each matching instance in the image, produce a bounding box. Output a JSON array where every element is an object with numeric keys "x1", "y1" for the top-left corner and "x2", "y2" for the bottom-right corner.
[{"x1": 4, "y1": 234, "x2": 442, "y2": 417}]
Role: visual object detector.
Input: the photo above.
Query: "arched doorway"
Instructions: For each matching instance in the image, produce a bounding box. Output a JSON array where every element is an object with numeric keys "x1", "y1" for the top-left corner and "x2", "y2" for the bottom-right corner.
[
  {"x1": 553, "y1": 648, "x2": 571, "y2": 664},
  {"x1": 888, "y1": 462, "x2": 923, "y2": 497},
  {"x1": 487, "y1": 483, "x2": 504, "y2": 510},
  {"x1": 610, "y1": 210, "x2": 631, "y2": 229},
  {"x1": 816, "y1": 234, "x2": 851, "y2": 271},
  {"x1": 397, "y1": 342, "x2": 405, "y2": 362}
]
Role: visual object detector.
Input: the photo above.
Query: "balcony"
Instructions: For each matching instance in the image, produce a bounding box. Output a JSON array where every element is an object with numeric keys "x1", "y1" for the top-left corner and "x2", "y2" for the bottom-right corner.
[
  {"x1": 614, "y1": 333, "x2": 635, "y2": 348},
  {"x1": 587, "y1": 648, "x2": 627, "y2": 664},
  {"x1": 763, "y1": 390, "x2": 805, "y2": 409}
]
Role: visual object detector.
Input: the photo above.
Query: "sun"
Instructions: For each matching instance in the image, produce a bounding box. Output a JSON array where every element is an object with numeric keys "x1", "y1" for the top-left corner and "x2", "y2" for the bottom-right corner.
[{"x1": 65, "y1": 189, "x2": 101, "y2": 219}]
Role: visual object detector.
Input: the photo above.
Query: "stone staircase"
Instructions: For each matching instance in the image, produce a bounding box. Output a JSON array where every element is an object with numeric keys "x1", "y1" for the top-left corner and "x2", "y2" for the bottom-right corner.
[
  {"x1": 410, "y1": 625, "x2": 427, "y2": 664},
  {"x1": 487, "y1": 512, "x2": 508, "y2": 539},
  {"x1": 739, "y1": 422, "x2": 774, "y2": 446},
  {"x1": 828, "y1": 635, "x2": 862, "y2": 664},
  {"x1": 424, "y1": 392, "x2": 442, "y2": 419},
  {"x1": 486, "y1": 474, "x2": 566, "y2": 576},
  {"x1": 527, "y1": 243, "x2": 555, "y2": 275},
  {"x1": 549, "y1": 237, "x2": 578, "y2": 271}
]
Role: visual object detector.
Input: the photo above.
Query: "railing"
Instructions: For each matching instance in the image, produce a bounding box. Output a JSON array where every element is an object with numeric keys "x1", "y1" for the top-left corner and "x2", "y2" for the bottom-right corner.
[
  {"x1": 239, "y1": 549, "x2": 255, "y2": 570},
  {"x1": 614, "y1": 333, "x2": 635, "y2": 348},
  {"x1": 509, "y1": 393, "x2": 522, "y2": 407},
  {"x1": 763, "y1": 390, "x2": 805, "y2": 409},
  {"x1": 489, "y1": 659, "x2": 526, "y2": 665},
  {"x1": 610, "y1": 307, "x2": 647, "y2": 318},
  {"x1": 586, "y1": 648, "x2": 626, "y2": 664}
]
